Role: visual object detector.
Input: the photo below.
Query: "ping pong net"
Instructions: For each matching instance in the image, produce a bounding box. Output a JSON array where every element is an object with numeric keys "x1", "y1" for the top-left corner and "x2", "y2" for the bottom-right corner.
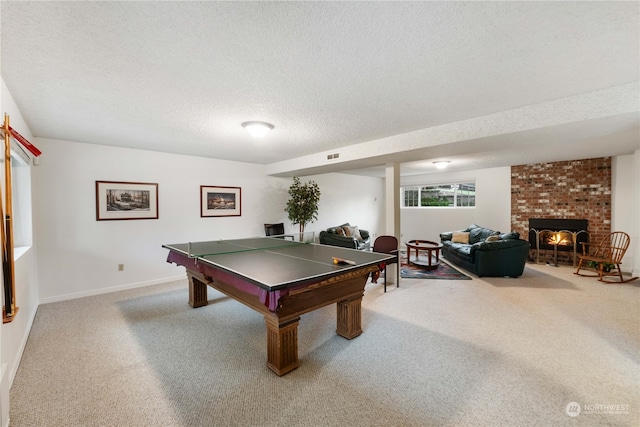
[{"x1": 186, "y1": 232, "x2": 315, "y2": 258}]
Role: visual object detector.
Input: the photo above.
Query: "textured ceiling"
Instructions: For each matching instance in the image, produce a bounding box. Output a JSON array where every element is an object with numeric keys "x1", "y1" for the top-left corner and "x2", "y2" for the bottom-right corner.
[{"x1": 1, "y1": 1, "x2": 639, "y2": 177}]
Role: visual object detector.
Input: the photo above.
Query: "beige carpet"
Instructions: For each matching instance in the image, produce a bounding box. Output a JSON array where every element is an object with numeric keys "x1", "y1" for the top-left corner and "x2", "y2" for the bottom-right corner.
[{"x1": 9, "y1": 263, "x2": 640, "y2": 426}]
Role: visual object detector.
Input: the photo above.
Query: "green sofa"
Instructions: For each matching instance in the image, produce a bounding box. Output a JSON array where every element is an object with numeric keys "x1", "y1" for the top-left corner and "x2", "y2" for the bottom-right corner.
[
  {"x1": 440, "y1": 224, "x2": 530, "y2": 277},
  {"x1": 319, "y1": 223, "x2": 371, "y2": 250}
]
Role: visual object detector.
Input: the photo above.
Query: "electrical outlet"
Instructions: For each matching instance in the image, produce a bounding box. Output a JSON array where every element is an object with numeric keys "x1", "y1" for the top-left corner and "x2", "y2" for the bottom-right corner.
[{"x1": 118, "y1": 264, "x2": 124, "y2": 271}]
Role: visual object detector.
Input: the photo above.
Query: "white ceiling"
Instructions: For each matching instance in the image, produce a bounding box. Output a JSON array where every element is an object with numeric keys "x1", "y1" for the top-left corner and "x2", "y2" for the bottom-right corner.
[{"x1": 1, "y1": 1, "x2": 639, "y2": 178}]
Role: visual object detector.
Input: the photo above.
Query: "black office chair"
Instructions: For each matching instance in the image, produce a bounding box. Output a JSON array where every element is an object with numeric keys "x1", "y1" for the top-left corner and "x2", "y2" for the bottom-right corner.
[
  {"x1": 372, "y1": 235, "x2": 400, "y2": 292},
  {"x1": 264, "y1": 223, "x2": 294, "y2": 240}
]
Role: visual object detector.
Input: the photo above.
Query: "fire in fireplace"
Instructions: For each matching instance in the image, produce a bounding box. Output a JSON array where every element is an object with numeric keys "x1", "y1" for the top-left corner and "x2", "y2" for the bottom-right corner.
[
  {"x1": 540, "y1": 230, "x2": 573, "y2": 247},
  {"x1": 528, "y1": 218, "x2": 589, "y2": 252}
]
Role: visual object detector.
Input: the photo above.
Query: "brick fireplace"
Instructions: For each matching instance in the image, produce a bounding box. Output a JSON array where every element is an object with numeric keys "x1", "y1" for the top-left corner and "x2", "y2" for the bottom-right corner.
[{"x1": 511, "y1": 157, "x2": 611, "y2": 265}]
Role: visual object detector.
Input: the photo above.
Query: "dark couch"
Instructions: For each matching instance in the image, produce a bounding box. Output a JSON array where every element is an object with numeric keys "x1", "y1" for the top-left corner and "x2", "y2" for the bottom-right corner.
[
  {"x1": 319, "y1": 223, "x2": 371, "y2": 250},
  {"x1": 440, "y1": 224, "x2": 530, "y2": 277}
]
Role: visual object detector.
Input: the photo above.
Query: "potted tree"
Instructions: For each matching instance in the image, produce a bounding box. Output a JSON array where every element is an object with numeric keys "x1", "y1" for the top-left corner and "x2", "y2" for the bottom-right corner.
[{"x1": 285, "y1": 177, "x2": 321, "y2": 237}]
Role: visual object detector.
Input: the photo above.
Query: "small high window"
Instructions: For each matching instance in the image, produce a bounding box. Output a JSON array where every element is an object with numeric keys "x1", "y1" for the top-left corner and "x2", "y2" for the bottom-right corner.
[{"x1": 402, "y1": 182, "x2": 476, "y2": 208}]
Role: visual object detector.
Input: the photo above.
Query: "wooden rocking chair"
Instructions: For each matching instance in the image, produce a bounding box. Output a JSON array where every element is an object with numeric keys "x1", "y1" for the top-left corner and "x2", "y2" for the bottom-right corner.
[{"x1": 574, "y1": 231, "x2": 638, "y2": 283}]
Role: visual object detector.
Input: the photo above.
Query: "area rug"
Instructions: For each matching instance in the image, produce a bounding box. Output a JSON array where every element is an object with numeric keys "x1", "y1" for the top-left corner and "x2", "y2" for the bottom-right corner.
[{"x1": 400, "y1": 252, "x2": 472, "y2": 280}]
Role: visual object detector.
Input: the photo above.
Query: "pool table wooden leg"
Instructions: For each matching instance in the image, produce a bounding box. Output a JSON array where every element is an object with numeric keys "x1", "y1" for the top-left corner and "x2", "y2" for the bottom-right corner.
[
  {"x1": 336, "y1": 295, "x2": 363, "y2": 339},
  {"x1": 188, "y1": 276, "x2": 208, "y2": 308},
  {"x1": 264, "y1": 315, "x2": 301, "y2": 376}
]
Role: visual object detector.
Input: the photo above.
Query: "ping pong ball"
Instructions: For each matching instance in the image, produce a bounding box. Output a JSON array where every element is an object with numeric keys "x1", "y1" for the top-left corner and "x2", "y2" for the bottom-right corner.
[{"x1": 333, "y1": 259, "x2": 338, "y2": 264}]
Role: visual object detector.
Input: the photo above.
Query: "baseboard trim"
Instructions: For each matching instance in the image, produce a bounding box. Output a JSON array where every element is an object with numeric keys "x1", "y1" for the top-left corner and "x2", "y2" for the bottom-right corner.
[{"x1": 38, "y1": 275, "x2": 186, "y2": 305}]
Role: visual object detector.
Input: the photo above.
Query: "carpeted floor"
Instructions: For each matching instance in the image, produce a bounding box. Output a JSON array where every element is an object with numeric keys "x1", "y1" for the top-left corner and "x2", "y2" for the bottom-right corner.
[{"x1": 9, "y1": 263, "x2": 640, "y2": 426}]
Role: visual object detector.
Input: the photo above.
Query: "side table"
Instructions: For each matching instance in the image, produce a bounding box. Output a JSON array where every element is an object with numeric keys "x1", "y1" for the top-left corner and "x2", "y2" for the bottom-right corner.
[{"x1": 405, "y1": 240, "x2": 443, "y2": 270}]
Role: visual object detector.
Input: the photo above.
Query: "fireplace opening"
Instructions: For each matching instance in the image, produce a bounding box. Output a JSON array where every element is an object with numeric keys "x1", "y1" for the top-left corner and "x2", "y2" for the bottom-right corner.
[
  {"x1": 538, "y1": 230, "x2": 575, "y2": 250},
  {"x1": 528, "y1": 218, "x2": 589, "y2": 252}
]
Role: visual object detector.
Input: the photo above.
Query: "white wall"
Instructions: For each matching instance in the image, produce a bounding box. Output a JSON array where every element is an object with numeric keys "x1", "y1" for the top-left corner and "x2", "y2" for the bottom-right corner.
[
  {"x1": 33, "y1": 138, "x2": 276, "y2": 301},
  {"x1": 31, "y1": 140, "x2": 385, "y2": 302},
  {"x1": 305, "y1": 173, "x2": 385, "y2": 240},
  {"x1": 400, "y1": 167, "x2": 512, "y2": 242},
  {"x1": 613, "y1": 153, "x2": 639, "y2": 275}
]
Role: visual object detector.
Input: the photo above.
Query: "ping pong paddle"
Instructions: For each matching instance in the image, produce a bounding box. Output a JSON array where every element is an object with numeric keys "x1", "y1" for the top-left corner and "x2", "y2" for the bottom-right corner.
[{"x1": 332, "y1": 257, "x2": 356, "y2": 265}]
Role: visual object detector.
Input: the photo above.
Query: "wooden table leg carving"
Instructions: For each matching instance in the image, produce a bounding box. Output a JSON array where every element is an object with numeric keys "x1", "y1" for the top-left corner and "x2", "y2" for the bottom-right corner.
[
  {"x1": 189, "y1": 275, "x2": 209, "y2": 308},
  {"x1": 264, "y1": 315, "x2": 301, "y2": 376},
  {"x1": 336, "y1": 294, "x2": 363, "y2": 339}
]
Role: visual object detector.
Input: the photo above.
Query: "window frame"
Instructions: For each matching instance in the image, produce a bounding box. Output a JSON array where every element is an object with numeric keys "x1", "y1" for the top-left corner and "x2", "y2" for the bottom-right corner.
[{"x1": 401, "y1": 181, "x2": 476, "y2": 208}]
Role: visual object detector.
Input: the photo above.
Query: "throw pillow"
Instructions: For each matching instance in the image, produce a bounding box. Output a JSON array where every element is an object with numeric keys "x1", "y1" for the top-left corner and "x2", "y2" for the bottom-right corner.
[
  {"x1": 485, "y1": 235, "x2": 500, "y2": 242},
  {"x1": 352, "y1": 226, "x2": 364, "y2": 241},
  {"x1": 452, "y1": 231, "x2": 470, "y2": 244},
  {"x1": 342, "y1": 225, "x2": 363, "y2": 241}
]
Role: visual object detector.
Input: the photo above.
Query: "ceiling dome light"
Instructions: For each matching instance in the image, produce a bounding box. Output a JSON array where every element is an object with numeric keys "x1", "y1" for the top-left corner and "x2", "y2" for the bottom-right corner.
[
  {"x1": 242, "y1": 121, "x2": 274, "y2": 138},
  {"x1": 433, "y1": 161, "x2": 451, "y2": 169}
]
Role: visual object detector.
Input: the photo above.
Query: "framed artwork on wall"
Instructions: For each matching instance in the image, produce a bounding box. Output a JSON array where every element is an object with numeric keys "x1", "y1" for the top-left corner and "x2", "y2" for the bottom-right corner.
[
  {"x1": 96, "y1": 180, "x2": 159, "y2": 221},
  {"x1": 200, "y1": 185, "x2": 241, "y2": 217}
]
